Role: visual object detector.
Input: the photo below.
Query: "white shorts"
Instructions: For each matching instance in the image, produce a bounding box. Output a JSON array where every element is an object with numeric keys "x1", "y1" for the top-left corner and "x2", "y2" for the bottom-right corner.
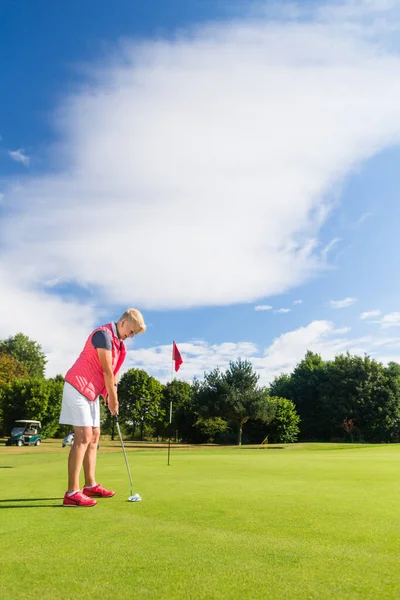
[{"x1": 59, "y1": 382, "x2": 100, "y2": 428}]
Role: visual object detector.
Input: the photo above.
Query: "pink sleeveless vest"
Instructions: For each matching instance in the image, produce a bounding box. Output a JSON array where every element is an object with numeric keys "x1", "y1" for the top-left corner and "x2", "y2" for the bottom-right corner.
[{"x1": 65, "y1": 323, "x2": 127, "y2": 401}]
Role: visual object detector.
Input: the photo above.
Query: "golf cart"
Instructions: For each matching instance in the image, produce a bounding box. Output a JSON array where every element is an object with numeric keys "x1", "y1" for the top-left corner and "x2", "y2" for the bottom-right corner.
[{"x1": 6, "y1": 420, "x2": 42, "y2": 447}]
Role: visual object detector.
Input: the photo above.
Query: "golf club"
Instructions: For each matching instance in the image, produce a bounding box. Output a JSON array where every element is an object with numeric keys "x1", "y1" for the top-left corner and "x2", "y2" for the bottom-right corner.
[{"x1": 115, "y1": 415, "x2": 142, "y2": 502}]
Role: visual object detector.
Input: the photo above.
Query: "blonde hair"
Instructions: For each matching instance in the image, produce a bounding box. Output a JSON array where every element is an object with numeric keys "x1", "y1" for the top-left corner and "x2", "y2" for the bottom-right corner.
[{"x1": 118, "y1": 308, "x2": 146, "y2": 334}]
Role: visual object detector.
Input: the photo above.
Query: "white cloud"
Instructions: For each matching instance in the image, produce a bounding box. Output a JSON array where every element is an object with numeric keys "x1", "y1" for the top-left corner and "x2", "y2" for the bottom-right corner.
[
  {"x1": 381, "y1": 312, "x2": 400, "y2": 328},
  {"x1": 293, "y1": 300, "x2": 302, "y2": 305},
  {"x1": 256, "y1": 321, "x2": 346, "y2": 379},
  {"x1": 275, "y1": 308, "x2": 291, "y2": 313},
  {"x1": 1, "y1": 0, "x2": 400, "y2": 371},
  {"x1": 334, "y1": 326, "x2": 352, "y2": 334},
  {"x1": 124, "y1": 340, "x2": 258, "y2": 383},
  {"x1": 330, "y1": 297, "x2": 358, "y2": 309},
  {"x1": 2, "y1": 1, "x2": 400, "y2": 313},
  {"x1": 254, "y1": 304, "x2": 273, "y2": 311},
  {"x1": 314, "y1": 0, "x2": 400, "y2": 28},
  {"x1": 360, "y1": 309, "x2": 381, "y2": 319},
  {"x1": 8, "y1": 149, "x2": 30, "y2": 167},
  {"x1": 253, "y1": 320, "x2": 400, "y2": 384},
  {"x1": 0, "y1": 266, "x2": 98, "y2": 376},
  {"x1": 360, "y1": 311, "x2": 400, "y2": 328},
  {"x1": 126, "y1": 320, "x2": 400, "y2": 386}
]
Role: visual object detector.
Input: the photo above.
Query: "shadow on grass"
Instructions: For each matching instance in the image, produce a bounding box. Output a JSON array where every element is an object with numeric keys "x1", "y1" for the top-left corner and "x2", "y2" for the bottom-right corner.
[
  {"x1": 0, "y1": 505, "x2": 64, "y2": 509},
  {"x1": 0, "y1": 497, "x2": 64, "y2": 509},
  {"x1": 0, "y1": 466, "x2": 13, "y2": 468}
]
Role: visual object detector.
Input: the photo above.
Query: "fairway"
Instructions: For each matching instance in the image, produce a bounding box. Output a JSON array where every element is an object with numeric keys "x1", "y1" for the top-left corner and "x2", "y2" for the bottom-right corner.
[{"x1": 1, "y1": 441, "x2": 400, "y2": 599}]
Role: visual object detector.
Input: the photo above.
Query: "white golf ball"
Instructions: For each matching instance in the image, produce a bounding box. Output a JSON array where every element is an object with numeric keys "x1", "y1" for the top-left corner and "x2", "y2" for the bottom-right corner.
[{"x1": 128, "y1": 493, "x2": 142, "y2": 502}]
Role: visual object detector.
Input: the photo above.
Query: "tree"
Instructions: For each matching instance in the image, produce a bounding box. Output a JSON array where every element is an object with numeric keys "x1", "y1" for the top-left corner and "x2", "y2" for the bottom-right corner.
[
  {"x1": 161, "y1": 380, "x2": 194, "y2": 441},
  {"x1": 118, "y1": 368, "x2": 164, "y2": 440},
  {"x1": 263, "y1": 397, "x2": 300, "y2": 443},
  {"x1": 0, "y1": 353, "x2": 30, "y2": 434},
  {"x1": 0, "y1": 352, "x2": 29, "y2": 387},
  {"x1": 195, "y1": 359, "x2": 271, "y2": 445},
  {"x1": 267, "y1": 372, "x2": 292, "y2": 400},
  {"x1": 224, "y1": 359, "x2": 278, "y2": 445},
  {"x1": 269, "y1": 351, "x2": 327, "y2": 440},
  {"x1": 342, "y1": 418, "x2": 355, "y2": 442},
  {"x1": 243, "y1": 395, "x2": 300, "y2": 444},
  {"x1": 44, "y1": 376, "x2": 65, "y2": 437},
  {"x1": 0, "y1": 333, "x2": 47, "y2": 378},
  {"x1": 2, "y1": 376, "x2": 64, "y2": 437},
  {"x1": 194, "y1": 417, "x2": 229, "y2": 442},
  {"x1": 319, "y1": 354, "x2": 400, "y2": 442}
]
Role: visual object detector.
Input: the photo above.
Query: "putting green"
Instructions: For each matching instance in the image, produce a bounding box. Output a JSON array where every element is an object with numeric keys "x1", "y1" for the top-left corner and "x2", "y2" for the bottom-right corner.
[{"x1": 1, "y1": 441, "x2": 400, "y2": 599}]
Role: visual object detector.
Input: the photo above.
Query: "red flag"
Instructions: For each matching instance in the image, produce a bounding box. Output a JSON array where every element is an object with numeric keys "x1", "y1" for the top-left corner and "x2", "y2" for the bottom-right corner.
[{"x1": 172, "y1": 341, "x2": 183, "y2": 372}]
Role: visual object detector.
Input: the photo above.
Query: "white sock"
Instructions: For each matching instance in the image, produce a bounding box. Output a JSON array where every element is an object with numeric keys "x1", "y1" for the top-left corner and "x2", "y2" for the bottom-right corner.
[
  {"x1": 67, "y1": 490, "x2": 80, "y2": 497},
  {"x1": 84, "y1": 483, "x2": 97, "y2": 489}
]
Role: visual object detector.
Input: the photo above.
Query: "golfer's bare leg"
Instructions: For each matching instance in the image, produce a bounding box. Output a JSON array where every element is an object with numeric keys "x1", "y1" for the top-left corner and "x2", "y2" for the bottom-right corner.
[
  {"x1": 67, "y1": 426, "x2": 92, "y2": 492},
  {"x1": 83, "y1": 427, "x2": 100, "y2": 487}
]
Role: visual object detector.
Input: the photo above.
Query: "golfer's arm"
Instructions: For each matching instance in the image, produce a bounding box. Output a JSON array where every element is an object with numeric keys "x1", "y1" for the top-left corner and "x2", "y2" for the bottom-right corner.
[{"x1": 97, "y1": 348, "x2": 117, "y2": 402}]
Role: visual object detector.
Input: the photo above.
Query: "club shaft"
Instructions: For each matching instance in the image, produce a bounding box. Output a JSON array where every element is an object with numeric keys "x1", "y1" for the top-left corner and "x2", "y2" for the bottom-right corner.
[{"x1": 115, "y1": 417, "x2": 133, "y2": 497}]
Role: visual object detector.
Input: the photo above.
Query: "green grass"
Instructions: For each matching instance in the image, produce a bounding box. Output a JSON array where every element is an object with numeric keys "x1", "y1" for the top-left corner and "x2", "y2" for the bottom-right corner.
[{"x1": 1, "y1": 440, "x2": 400, "y2": 599}]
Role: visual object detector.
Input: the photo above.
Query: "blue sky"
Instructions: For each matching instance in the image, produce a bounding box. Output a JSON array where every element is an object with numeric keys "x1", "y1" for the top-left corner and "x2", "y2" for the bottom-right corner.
[{"x1": 1, "y1": 0, "x2": 400, "y2": 384}]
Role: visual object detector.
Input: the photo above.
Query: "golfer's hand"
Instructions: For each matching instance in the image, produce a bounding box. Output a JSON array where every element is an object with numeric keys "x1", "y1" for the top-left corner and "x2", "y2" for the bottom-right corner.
[{"x1": 107, "y1": 397, "x2": 119, "y2": 416}]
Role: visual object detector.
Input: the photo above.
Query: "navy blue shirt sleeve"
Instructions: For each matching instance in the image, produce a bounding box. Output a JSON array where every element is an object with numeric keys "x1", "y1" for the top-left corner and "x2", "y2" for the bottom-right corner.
[{"x1": 91, "y1": 330, "x2": 112, "y2": 351}]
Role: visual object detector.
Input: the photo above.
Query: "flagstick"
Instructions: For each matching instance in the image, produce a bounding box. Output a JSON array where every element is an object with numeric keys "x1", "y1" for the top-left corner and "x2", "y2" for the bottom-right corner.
[{"x1": 167, "y1": 351, "x2": 174, "y2": 466}]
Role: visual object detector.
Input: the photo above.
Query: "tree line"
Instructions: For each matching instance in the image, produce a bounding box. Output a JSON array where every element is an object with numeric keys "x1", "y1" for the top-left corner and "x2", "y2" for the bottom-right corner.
[
  {"x1": 1, "y1": 333, "x2": 400, "y2": 444},
  {"x1": 269, "y1": 350, "x2": 400, "y2": 443}
]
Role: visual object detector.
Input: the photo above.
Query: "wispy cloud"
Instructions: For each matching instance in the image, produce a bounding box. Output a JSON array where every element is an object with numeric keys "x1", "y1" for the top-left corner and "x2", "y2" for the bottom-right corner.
[
  {"x1": 322, "y1": 237, "x2": 341, "y2": 260},
  {"x1": 360, "y1": 309, "x2": 381, "y2": 320},
  {"x1": 293, "y1": 300, "x2": 302, "y2": 305},
  {"x1": 275, "y1": 308, "x2": 291, "y2": 314},
  {"x1": 254, "y1": 305, "x2": 273, "y2": 311},
  {"x1": 330, "y1": 297, "x2": 358, "y2": 309},
  {"x1": 354, "y1": 211, "x2": 373, "y2": 227},
  {"x1": 8, "y1": 149, "x2": 30, "y2": 167}
]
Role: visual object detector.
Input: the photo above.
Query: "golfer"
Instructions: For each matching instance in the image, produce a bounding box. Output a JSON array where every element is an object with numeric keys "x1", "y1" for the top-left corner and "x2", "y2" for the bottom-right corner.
[{"x1": 59, "y1": 308, "x2": 146, "y2": 507}]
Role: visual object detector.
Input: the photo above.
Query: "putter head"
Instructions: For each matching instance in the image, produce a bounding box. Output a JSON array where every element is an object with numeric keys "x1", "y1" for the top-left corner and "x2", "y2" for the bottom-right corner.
[{"x1": 128, "y1": 493, "x2": 142, "y2": 502}]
